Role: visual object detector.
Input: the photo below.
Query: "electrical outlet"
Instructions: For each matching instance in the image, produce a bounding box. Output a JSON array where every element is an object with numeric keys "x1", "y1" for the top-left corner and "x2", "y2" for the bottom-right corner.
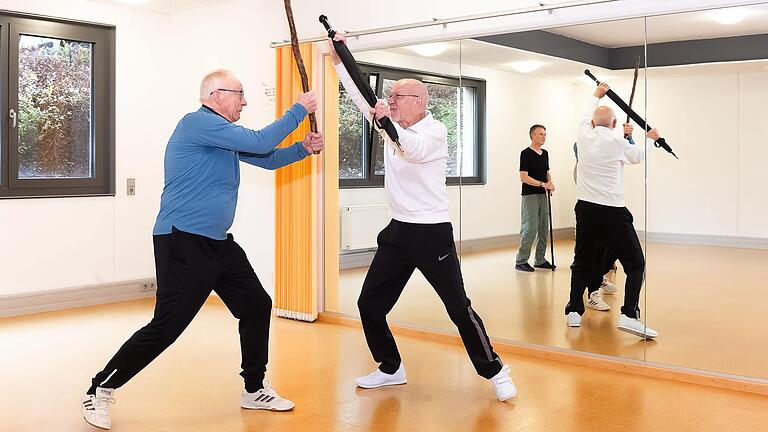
[
  {"x1": 141, "y1": 280, "x2": 156, "y2": 291},
  {"x1": 127, "y1": 178, "x2": 136, "y2": 196}
]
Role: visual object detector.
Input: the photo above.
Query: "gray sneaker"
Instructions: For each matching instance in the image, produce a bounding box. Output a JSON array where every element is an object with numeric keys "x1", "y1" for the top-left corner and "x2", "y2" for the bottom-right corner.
[{"x1": 515, "y1": 263, "x2": 535, "y2": 272}]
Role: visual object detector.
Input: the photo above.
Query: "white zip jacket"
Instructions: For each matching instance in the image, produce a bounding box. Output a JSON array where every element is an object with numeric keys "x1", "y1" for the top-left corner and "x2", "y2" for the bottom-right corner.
[
  {"x1": 335, "y1": 63, "x2": 451, "y2": 224},
  {"x1": 576, "y1": 96, "x2": 652, "y2": 207}
]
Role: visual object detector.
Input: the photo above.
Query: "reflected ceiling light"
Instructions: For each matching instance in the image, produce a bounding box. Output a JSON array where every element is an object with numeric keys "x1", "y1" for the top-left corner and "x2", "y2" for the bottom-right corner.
[
  {"x1": 118, "y1": 0, "x2": 150, "y2": 5},
  {"x1": 709, "y1": 8, "x2": 752, "y2": 25},
  {"x1": 409, "y1": 43, "x2": 449, "y2": 57},
  {"x1": 507, "y1": 61, "x2": 544, "y2": 73}
]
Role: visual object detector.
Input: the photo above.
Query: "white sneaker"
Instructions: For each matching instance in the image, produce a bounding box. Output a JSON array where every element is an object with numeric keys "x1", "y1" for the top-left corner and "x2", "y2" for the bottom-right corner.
[
  {"x1": 355, "y1": 363, "x2": 407, "y2": 389},
  {"x1": 587, "y1": 291, "x2": 611, "y2": 311},
  {"x1": 617, "y1": 314, "x2": 659, "y2": 339},
  {"x1": 240, "y1": 379, "x2": 295, "y2": 411},
  {"x1": 599, "y1": 276, "x2": 618, "y2": 294},
  {"x1": 81, "y1": 387, "x2": 115, "y2": 430},
  {"x1": 566, "y1": 312, "x2": 581, "y2": 327},
  {"x1": 490, "y1": 364, "x2": 517, "y2": 401}
]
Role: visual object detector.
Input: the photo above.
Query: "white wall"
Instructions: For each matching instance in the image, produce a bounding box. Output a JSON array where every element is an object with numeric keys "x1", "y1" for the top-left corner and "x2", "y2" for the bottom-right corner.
[
  {"x1": 646, "y1": 70, "x2": 768, "y2": 238},
  {"x1": 737, "y1": 72, "x2": 768, "y2": 238},
  {"x1": 0, "y1": 1, "x2": 174, "y2": 295}
]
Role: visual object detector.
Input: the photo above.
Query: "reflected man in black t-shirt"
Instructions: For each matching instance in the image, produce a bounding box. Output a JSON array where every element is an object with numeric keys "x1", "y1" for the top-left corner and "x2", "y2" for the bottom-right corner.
[{"x1": 516, "y1": 124, "x2": 556, "y2": 272}]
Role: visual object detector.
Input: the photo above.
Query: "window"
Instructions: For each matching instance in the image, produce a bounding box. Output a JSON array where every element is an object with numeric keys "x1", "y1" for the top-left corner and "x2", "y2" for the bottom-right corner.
[
  {"x1": 1, "y1": 13, "x2": 115, "y2": 198},
  {"x1": 338, "y1": 63, "x2": 485, "y2": 188}
]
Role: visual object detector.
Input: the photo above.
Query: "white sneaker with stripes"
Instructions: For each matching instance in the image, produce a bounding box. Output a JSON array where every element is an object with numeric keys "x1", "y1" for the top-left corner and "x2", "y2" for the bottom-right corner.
[
  {"x1": 240, "y1": 380, "x2": 295, "y2": 411},
  {"x1": 587, "y1": 290, "x2": 611, "y2": 311},
  {"x1": 599, "y1": 276, "x2": 618, "y2": 294},
  {"x1": 80, "y1": 387, "x2": 115, "y2": 430}
]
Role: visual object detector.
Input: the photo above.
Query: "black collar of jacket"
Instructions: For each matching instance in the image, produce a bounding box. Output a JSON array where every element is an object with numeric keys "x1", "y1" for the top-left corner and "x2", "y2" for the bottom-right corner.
[{"x1": 201, "y1": 104, "x2": 230, "y2": 122}]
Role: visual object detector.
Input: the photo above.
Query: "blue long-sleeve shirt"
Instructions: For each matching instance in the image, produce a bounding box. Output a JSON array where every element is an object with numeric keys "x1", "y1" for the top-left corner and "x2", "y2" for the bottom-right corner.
[{"x1": 153, "y1": 104, "x2": 309, "y2": 240}]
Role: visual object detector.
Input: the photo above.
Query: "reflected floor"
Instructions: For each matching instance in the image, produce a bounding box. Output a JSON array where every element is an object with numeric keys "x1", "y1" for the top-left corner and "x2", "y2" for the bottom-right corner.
[{"x1": 333, "y1": 240, "x2": 768, "y2": 379}]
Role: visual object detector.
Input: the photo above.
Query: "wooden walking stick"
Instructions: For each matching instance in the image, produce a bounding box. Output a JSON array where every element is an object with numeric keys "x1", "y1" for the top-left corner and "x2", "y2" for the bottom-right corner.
[
  {"x1": 283, "y1": 0, "x2": 319, "y2": 154},
  {"x1": 625, "y1": 55, "x2": 640, "y2": 140}
]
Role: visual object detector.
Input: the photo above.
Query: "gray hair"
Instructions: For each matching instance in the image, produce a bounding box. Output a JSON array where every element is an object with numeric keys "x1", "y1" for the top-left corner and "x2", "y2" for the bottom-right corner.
[{"x1": 199, "y1": 69, "x2": 237, "y2": 103}]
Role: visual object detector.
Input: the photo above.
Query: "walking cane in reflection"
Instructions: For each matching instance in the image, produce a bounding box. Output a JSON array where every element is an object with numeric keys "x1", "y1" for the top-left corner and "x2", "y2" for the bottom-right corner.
[
  {"x1": 625, "y1": 56, "x2": 640, "y2": 140},
  {"x1": 546, "y1": 190, "x2": 555, "y2": 271}
]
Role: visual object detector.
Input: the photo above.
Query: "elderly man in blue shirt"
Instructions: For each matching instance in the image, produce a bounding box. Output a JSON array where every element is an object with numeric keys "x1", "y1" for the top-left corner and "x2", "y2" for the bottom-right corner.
[{"x1": 81, "y1": 69, "x2": 323, "y2": 430}]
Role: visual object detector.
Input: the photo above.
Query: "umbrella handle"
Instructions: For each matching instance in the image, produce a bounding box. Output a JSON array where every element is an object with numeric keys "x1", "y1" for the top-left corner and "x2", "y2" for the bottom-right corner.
[
  {"x1": 584, "y1": 69, "x2": 600, "y2": 84},
  {"x1": 319, "y1": 15, "x2": 336, "y2": 38}
]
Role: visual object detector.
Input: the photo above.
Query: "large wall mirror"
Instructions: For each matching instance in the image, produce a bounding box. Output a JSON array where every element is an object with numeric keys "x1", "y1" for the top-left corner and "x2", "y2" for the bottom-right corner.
[
  {"x1": 456, "y1": 17, "x2": 648, "y2": 363},
  {"x1": 643, "y1": 3, "x2": 768, "y2": 379},
  {"x1": 323, "y1": 1, "x2": 768, "y2": 383}
]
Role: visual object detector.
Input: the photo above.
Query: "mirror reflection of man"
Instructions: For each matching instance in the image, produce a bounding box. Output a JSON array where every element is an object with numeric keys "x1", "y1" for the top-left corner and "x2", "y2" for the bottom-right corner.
[
  {"x1": 565, "y1": 83, "x2": 660, "y2": 339},
  {"x1": 515, "y1": 124, "x2": 556, "y2": 272}
]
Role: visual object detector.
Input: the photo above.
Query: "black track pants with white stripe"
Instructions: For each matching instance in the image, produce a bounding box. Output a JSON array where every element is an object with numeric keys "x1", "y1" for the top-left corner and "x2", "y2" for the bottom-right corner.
[
  {"x1": 358, "y1": 219, "x2": 503, "y2": 379},
  {"x1": 88, "y1": 228, "x2": 272, "y2": 394}
]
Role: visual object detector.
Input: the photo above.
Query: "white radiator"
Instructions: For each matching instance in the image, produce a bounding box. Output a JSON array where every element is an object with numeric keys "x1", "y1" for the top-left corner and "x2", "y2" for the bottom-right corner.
[{"x1": 340, "y1": 205, "x2": 390, "y2": 251}]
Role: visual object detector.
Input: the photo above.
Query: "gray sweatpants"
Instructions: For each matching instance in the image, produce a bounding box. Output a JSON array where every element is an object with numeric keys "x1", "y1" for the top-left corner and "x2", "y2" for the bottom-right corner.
[{"x1": 516, "y1": 193, "x2": 550, "y2": 265}]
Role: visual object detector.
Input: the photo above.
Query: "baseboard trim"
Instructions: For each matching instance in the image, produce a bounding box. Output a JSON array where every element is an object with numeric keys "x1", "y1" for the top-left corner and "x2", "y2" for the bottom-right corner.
[
  {"x1": 340, "y1": 228, "x2": 574, "y2": 269},
  {"x1": 638, "y1": 230, "x2": 768, "y2": 250},
  {"x1": 317, "y1": 312, "x2": 768, "y2": 396},
  {"x1": 0, "y1": 279, "x2": 157, "y2": 318}
]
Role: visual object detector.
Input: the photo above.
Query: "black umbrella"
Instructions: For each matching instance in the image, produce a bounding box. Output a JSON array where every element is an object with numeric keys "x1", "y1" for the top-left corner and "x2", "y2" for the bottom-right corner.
[
  {"x1": 585, "y1": 69, "x2": 678, "y2": 159},
  {"x1": 319, "y1": 15, "x2": 402, "y2": 152}
]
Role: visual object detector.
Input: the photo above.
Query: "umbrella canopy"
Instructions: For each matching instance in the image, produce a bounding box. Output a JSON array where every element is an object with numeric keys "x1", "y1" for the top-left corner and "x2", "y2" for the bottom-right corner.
[
  {"x1": 585, "y1": 69, "x2": 678, "y2": 159},
  {"x1": 319, "y1": 15, "x2": 400, "y2": 147}
]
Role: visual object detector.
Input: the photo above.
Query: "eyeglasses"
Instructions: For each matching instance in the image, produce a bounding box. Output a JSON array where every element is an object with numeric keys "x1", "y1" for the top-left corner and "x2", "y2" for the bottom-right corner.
[
  {"x1": 211, "y1": 88, "x2": 245, "y2": 98},
  {"x1": 386, "y1": 94, "x2": 419, "y2": 102}
]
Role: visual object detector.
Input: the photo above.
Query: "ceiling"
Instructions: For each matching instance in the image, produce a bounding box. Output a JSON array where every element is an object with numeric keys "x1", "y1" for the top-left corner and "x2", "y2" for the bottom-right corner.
[
  {"x1": 85, "y1": 0, "x2": 223, "y2": 14},
  {"x1": 547, "y1": 4, "x2": 768, "y2": 48},
  {"x1": 367, "y1": 2, "x2": 768, "y2": 81},
  {"x1": 378, "y1": 37, "x2": 768, "y2": 83}
]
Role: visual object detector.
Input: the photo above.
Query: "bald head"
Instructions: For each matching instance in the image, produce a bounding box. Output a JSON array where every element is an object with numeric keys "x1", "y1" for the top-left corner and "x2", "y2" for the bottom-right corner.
[
  {"x1": 398, "y1": 79, "x2": 429, "y2": 108},
  {"x1": 388, "y1": 78, "x2": 429, "y2": 127},
  {"x1": 592, "y1": 106, "x2": 616, "y2": 128},
  {"x1": 200, "y1": 69, "x2": 240, "y2": 103}
]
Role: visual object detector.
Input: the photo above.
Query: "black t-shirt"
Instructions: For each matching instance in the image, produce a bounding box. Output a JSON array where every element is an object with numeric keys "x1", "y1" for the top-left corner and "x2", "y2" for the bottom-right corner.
[{"x1": 519, "y1": 147, "x2": 549, "y2": 195}]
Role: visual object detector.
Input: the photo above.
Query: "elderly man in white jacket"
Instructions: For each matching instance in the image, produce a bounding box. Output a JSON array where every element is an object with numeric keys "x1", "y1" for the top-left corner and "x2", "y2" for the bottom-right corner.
[
  {"x1": 328, "y1": 35, "x2": 516, "y2": 402},
  {"x1": 565, "y1": 82, "x2": 660, "y2": 339}
]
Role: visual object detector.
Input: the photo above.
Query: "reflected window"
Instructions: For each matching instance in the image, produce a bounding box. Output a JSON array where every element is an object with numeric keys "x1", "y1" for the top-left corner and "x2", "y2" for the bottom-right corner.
[{"x1": 338, "y1": 63, "x2": 485, "y2": 188}]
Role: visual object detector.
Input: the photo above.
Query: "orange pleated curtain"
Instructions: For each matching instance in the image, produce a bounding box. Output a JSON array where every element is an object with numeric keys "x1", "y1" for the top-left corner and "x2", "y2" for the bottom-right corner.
[{"x1": 274, "y1": 44, "x2": 318, "y2": 322}]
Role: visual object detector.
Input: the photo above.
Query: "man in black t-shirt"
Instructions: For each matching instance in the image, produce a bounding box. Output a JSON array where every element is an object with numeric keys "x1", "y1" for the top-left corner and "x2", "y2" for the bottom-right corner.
[{"x1": 516, "y1": 124, "x2": 556, "y2": 272}]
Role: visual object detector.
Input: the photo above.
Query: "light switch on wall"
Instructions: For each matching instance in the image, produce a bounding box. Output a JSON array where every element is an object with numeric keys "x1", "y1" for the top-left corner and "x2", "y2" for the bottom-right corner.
[{"x1": 127, "y1": 178, "x2": 136, "y2": 196}]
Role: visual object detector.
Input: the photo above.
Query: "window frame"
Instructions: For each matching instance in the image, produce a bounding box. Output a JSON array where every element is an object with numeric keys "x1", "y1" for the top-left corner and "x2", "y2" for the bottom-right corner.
[
  {"x1": 338, "y1": 62, "x2": 486, "y2": 189},
  {"x1": 0, "y1": 12, "x2": 115, "y2": 199}
]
